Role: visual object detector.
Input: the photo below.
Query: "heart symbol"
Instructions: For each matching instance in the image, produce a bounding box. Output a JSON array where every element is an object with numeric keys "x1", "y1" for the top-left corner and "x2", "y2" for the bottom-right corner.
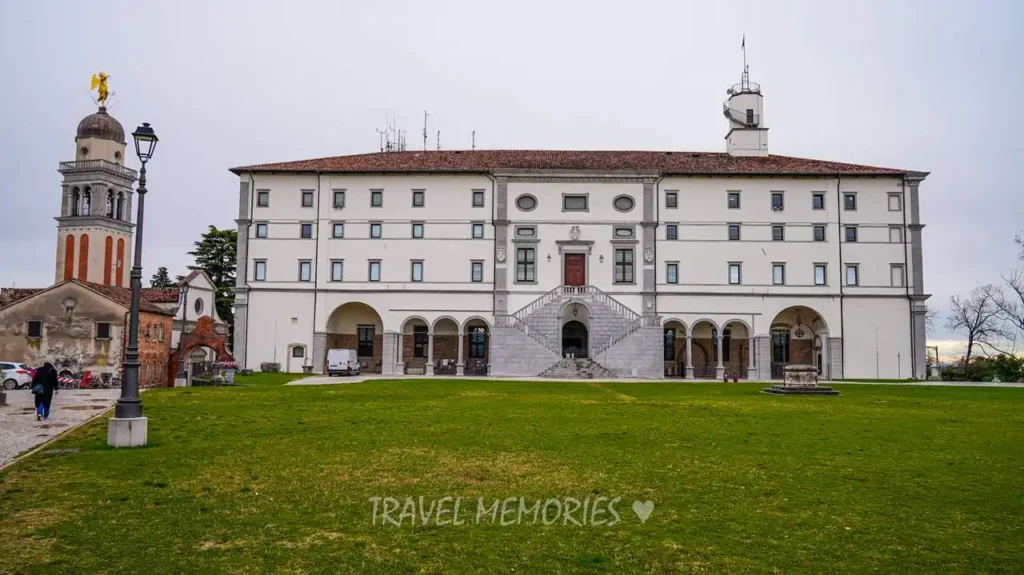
[{"x1": 632, "y1": 500, "x2": 654, "y2": 524}]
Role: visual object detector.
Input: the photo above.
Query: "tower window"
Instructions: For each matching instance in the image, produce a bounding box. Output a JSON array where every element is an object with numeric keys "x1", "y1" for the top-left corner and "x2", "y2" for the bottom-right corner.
[{"x1": 746, "y1": 109, "x2": 754, "y2": 124}]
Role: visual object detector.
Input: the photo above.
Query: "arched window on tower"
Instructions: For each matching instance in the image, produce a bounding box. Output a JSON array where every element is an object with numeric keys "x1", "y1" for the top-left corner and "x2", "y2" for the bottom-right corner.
[
  {"x1": 83, "y1": 188, "x2": 92, "y2": 216},
  {"x1": 116, "y1": 192, "x2": 125, "y2": 220},
  {"x1": 106, "y1": 191, "x2": 115, "y2": 218},
  {"x1": 71, "y1": 188, "x2": 80, "y2": 216}
]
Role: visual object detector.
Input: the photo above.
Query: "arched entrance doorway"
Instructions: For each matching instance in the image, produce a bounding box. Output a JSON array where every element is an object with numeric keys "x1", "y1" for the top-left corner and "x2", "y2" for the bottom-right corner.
[
  {"x1": 769, "y1": 306, "x2": 829, "y2": 379},
  {"x1": 562, "y1": 321, "x2": 588, "y2": 358},
  {"x1": 326, "y1": 302, "x2": 384, "y2": 373},
  {"x1": 464, "y1": 318, "x2": 490, "y2": 376},
  {"x1": 663, "y1": 320, "x2": 687, "y2": 377}
]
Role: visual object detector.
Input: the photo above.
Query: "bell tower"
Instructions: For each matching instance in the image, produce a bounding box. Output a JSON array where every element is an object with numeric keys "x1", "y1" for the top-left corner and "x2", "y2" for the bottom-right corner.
[
  {"x1": 724, "y1": 39, "x2": 769, "y2": 157},
  {"x1": 55, "y1": 77, "x2": 137, "y2": 286}
]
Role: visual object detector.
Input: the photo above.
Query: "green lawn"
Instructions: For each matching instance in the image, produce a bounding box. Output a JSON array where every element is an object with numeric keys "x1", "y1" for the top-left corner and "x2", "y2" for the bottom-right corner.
[{"x1": 2, "y1": 375, "x2": 1023, "y2": 574}]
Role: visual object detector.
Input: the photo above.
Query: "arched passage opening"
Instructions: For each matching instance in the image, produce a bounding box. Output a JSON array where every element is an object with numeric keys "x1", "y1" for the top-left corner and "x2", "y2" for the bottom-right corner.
[
  {"x1": 432, "y1": 318, "x2": 460, "y2": 375},
  {"x1": 770, "y1": 306, "x2": 829, "y2": 379},
  {"x1": 663, "y1": 320, "x2": 687, "y2": 377},
  {"x1": 560, "y1": 301, "x2": 590, "y2": 358},
  {"x1": 722, "y1": 320, "x2": 751, "y2": 379},
  {"x1": 400, "y1": 317, "x2": 429, "y2": 374},
  {"x1": 690, "y1": 321, "x2": 718, "y2": 378},
  {"x1": 326, "y1": 302, "x2": 384, "y2": 373},
  {"x1": 464, "y1": 318, "x2": 490, "y2": 376}
]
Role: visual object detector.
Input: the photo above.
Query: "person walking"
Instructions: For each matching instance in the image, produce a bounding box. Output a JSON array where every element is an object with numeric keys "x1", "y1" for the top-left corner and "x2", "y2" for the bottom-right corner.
[{"x1": 31, "y1": 362, "x2": 58, "y2": 421}]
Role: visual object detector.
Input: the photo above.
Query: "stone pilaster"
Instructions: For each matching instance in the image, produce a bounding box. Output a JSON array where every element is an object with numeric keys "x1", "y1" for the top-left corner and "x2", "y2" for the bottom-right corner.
[
  {"x1": 233, "y1": 180, "x2": 252, "y2": 367},
  {"x1": 494, "y1": 177, "x2": 509, "y2": 316},
  {"x1": 912, "y1": 303, "x2": 928, "y2": 379},
  {"x1": 755, "y1": 335, "x2": 771, "y2": 380},
  {"x1": 715, "y1": 334, "x2": 725, "y2": 379},
  {"x1": 456, "y1": 331, "x2": 465, "y2": 376},
  {"x1": 747, "y1": 336, "x2": 757, "y2": 380},
  {"x1": 684, "y1": 335, "x2": 694, "y2": 379},
  {"x1": 828, "y1": 337, "x2": 844, "y2": 380},
  {"x1": 312, "y1": 331, "x2": 327, "y2": 374},
  {"x1": 233, "y1": 302, "x2": 248, "y2": 368},
  {"x1": 381, "y1": 331, "x2": 399, "y2": 376},
  {"x1": 641, "y1": 178, "x2": 657, "y2": 315},
  {"x1": 426, "y1": 333, "x2": 435, "y2": 376}
]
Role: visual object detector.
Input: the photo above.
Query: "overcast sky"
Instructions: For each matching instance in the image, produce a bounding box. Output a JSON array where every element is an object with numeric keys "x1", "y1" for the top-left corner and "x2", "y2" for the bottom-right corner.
[{"x1": 2, "y1": 0, "x2": 1022, "y2": 358}]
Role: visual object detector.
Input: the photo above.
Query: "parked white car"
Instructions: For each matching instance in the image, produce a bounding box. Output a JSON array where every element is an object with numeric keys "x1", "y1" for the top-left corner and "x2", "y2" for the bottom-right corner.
[
  {"x1": 327, "y1": 349, "x2": 360, "y2": 376},
  {"x1": 1, "y1": 362, "x2": 34, "y2": 390}
]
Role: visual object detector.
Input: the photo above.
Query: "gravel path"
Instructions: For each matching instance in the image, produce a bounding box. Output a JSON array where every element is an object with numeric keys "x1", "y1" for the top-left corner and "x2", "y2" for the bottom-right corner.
[{"x1": 0, "y1": 389, "x2": 120, "y2": 468}]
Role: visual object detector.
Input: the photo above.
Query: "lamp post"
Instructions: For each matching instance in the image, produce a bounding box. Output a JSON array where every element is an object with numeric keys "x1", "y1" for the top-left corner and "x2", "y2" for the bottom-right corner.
[
  {"x1": 174, "y1": 280, "x2": 191, "y2": 387},
  {"x1": 108, "y1": 122, "x2": 158, "y2": 447}
]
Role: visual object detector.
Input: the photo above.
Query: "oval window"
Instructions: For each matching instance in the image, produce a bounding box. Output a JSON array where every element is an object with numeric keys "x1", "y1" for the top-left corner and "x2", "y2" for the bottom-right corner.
[
  {"x1": 516, "y1": 195, "x2": 537, "y2": 211},
  {"x1": 614, "y1": 228, "x2": 633, "y2": 237},
  {"x1": 194, "y1": 298, "x2": 204, "y2": 315},
  {"x1": 516, "y1": 227, "x2": 536, "y2": 237},
  {"x1": 613, "y1": 195, "x2": 635, "y2": 212},
  {"x1": 79, "y1": 146, "x2": 89, "y2": 158}
]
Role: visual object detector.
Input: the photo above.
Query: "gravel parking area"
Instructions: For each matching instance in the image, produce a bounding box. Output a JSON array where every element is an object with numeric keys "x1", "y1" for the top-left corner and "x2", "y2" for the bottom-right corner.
[{"x1": 0, "y1": 388, "x2": 120, "y2": 468}]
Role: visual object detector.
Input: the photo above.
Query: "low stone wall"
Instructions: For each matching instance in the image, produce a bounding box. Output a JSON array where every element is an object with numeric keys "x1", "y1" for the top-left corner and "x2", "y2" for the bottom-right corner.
[
  {"x1": 489, "y1": 326, "x2": 559, "y2": 376},
  {"x1": 595, "y1": 326, "x2": 663, "y2": 379}
]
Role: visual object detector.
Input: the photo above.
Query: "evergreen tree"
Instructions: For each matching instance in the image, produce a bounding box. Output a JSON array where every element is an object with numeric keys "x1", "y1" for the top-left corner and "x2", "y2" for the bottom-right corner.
[
  {"x1": 187, "y1": 226, "x2": 237, "y2": 325},
  {"x1": 150, "y1": 266, "x2": 174, "y2": 288}
]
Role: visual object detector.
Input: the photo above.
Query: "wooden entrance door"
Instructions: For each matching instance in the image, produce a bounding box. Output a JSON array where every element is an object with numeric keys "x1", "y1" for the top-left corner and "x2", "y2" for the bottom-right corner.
[{"x1": 564, "y1": 254, "x2": 586, "y2": 286}]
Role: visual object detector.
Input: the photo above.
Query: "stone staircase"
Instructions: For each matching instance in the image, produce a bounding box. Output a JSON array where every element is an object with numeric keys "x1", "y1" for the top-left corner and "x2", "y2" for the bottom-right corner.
[{"x1": 538, "y1": 358, "x2": 617, "y2": 379}]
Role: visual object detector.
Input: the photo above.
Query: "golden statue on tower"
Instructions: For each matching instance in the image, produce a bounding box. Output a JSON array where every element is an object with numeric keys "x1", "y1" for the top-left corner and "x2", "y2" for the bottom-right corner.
[{"x1": 90, "y1": 72, "x2": 110, "y2": 106}]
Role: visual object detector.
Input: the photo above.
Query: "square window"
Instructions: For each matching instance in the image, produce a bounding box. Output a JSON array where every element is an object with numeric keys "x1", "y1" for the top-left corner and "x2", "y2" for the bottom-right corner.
[
  {"x1": 812, "y1": 193, "x2": 825, "y2": 210},
  {"x1": 728, "y1": 224, "x2": 740, "y2": 241},
  {"x1": 299, "y1": 261, "x2": 312, "y2": 282},
  {"x1": 254, "y1": 261, "x2": 267, "y2": 281},
  {"x1": 472, "y1": 223, "x2": 484, "y2": 239},
  {"x1": 771, "y1": 192, "x2": 784, "y2": 211},
  {"x1": 411, "y1": 261, "x2": 424, "y2": 282},
  {"x1": 813, "y1": 225, "x2": 826, "y2": 242},
  {"x1": 614, "y1": 249, "x2": 634, "y2": 283},
  {"x1": 331, "y1": 261, "x2": 343, "y2": 281},
  {"x1": 332, "y1": 223, "x2": 344, "y2": 238},
  {"x1": 563, "y1": 195, "x2": 588, "y2": 211},
  {"x1": 844, "y1": 193, "x2": 857, "y2": 210},
  {"x1": 666, "y1": 263, "x2": 678, "y2": 284},
  {"x1": 891, "y1": 264, "x2": 906, "y2": 287},
  {"x1": 256, "y1": 191, "x2": 269, "y2": 207},
  {"x1": 371, "y1": 190, "x2": 383, "y2": 207},
  {"x1": 728, "y1": 263, "x2": 742, "y2": 285},
  {"x1": 255, "y1": 223, "x2": 268, "y2": 238},
  {"x1": 412, "y1": 223, "x2": 424, "y2": 238},
  {"x1": 772, "y1": 263, "x2": 786, "y2": 285},
  {"x1": 27, "y1": 320, "x2": 42, "y2": 338},
  {"x1": 728, "y1": 191, "x2": 741, "y2": 209},
  {"x1": 666, "y1": 224, "x2": 678, "y2": 240},
  {"x1": 516, "y1": 248, "x2": 536, "y2": 282},
  {"x1": 471, "y1": 261, "x2": 484, "y2": 282},
  {"x1": 371, "y1": 223, "x2": 382, "y2": 238},
  {"x1": 300, "y1": 223, "x2": 312, "y2": 239},
  {"x1": 96, "y1": 322, "x2": 111, "y2": 340},
  {"x1": 333, "y1": 190, "x2": 345, "y2": 208},
  {"x1": 889, "y1": 193, "x2": 903, "y2": 211},
  {"x1": 666, "y1": 191, "x2": 678, "y2": 208},
  {"x1": 412, "y1": 190, "x2": 425, "y2": 207},
  {"x1": 301, "y1": 191, "x2": 314, "y2": 207},
  {"x1": 845, "y1": 226, "x2": 858, "y2": 242},
  {"x1": 772, "y1": 225, "x2": 785, "y2": 242},
  {"x1": 369, "y1": 261, "x2": 381, "y2": 282},
  {"x1": 473, "y1": 190, "x2": 485, "y2": 207},
  {"x1": 846, "y1": 265, "x2": 859, "y2": 286},
  {"x1": 814, "y1": 264, "x2": 827, "y2": 286},
  {"x1": 890, "y1": 226, "x2": 903, "y2": 243}
]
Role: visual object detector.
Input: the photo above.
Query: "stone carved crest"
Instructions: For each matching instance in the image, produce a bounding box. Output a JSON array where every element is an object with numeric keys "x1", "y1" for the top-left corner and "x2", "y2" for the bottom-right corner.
[
  {"x1": 496, "y1": 246, "x2": 506, "y2": 263},
  {"x1": 569, "y1": 226, "x2": 581, "y2": 241},
  {"x1": 643, "y1": 246, "x2": 654, "y2": 263}
]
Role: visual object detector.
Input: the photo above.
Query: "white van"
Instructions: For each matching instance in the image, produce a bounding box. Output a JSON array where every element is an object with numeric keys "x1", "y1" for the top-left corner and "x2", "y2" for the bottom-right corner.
[{"x1": 327, "y1": 349, "x2": 360, "y2": 376}]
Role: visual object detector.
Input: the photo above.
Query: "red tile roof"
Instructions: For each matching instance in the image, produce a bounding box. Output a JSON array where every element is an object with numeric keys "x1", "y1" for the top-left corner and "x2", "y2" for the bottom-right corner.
[
  {"x1": 231, "y1": 150, "x2": 914, "y2": 176},
  {"x1": 141, "y1": 287, "x2": 181, "y2": 303},
  {"x1": 0, "y1": 288, "x2": 45, "y2": 307},
  {"x1": 0, "y1": 281, "x2": 174, "y2": 315}
]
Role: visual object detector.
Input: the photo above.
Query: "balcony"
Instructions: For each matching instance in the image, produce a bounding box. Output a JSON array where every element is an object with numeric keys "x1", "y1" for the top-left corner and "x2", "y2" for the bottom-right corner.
[{"x1": 59, "y1": 159, "x2": 138, "y2": 181}]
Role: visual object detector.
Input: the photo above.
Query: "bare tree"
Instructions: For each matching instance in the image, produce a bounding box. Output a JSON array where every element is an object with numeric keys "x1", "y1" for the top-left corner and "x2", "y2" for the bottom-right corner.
[
  {"x1": 925, "y1": 305, "x2": 938, "y2": 337},
  {"x1": 945, "y1": 285, "x2": 1012, "y2": 377},
  {"x1": 997, "y1": 269, "x2": 1024, "y2": 337}
]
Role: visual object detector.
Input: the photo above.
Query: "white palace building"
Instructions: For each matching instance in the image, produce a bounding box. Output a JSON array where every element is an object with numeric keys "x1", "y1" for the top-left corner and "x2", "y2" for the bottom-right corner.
[{"x1": 230, "y1": 72, "x2": 928, "y2": 380}]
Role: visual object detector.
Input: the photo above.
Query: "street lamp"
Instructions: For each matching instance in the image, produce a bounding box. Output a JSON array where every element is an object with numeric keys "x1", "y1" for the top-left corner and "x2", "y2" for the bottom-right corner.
[
  {"x1": 108, "y1": 122, "x2": 158, "y2": 447},
  {"x1": 174, "y1": 280, "x2": 191, "y2": 387}
]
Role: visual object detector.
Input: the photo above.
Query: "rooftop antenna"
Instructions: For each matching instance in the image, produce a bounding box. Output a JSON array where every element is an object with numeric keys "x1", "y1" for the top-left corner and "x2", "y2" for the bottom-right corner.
[
  {"x1": 376, "y1": 126, "x2": 386, "y2": 152},
  {"x1": 422, "y1": 110, "x2": 429, "y2": 151},
  {"x1": 472, "y1": 130, "x2": 476, "y2": 151},
  {"x1": 740, "y1": 34, "x2": 749, "y2": 91}
]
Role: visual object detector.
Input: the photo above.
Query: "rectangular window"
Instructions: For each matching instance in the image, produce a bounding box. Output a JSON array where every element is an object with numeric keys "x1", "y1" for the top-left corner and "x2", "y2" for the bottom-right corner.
[
  {"x1": 471, "y1": 261, "x2": 484, "y2": 282},
  {"x1": 843, "y1": 193, "x2": 857, "y2": 210},
  {"x1": 890, "y1": 226, "x2": 904, "y2": 243},
  {"x1": 469, "y1": 326, "x2": 487, "y2": 359},
  {"x1": 301, "y1": 190, "x2": 314, "y2": 207},
  {"x1": 300, "y1": 223, "x2": 312, "y2": 239},
  {"x1": 814, "y1": 263, "x2": 827, "y2": 286},
  {"x1": 563, "y1": 195, "x2": 588, "y2": 211},
  {"x1": 411, "y1": 223, "x2": 424, "y2": 239},
  {"x1": 371, "y1": 190, "x2": 383, "y2": 207},
  {"x1": 746, "y1": 109, "x2": 754, "y2": 124},
  {"x1": 256, "y1": 191, "x2": 269, "y2": 207},
  {"x1": 728, "y1": 224, "x2": 740, "y2": 241},
  {"x1": 412, "y1": 189, "x2": 425, "y2": 207},
  {"x1": 891, "y1": 264, "x2": 906, "y2": 287},
  {"x1": 666, "y1": 262, "x2": 678, "y2": 284},
  {"x1": 411, "y1": 261, "x2": 423, "y2": 282},
  {"x1": 614, "y1": 249, "x2": 634, "y2": 284},
  {"x1": 666, "y1": 224, "x2": 678, "y2": 240},
  {"x1": 96, "y1": 322, "x2": 111, "y2": 340},
  {"x1": 772, "y1": 225, "x2": 785, "y2": 242},
  {"x1": 813, "y1": 225, "x2": 826, "y2": 242},
  {"x1": 255, "y1": 223, "x2": 268, "y2": 238},
  {"x1": 472, "y1": 223, "x2": 484, "y2": 239},
  {"x1": 368, "y1": 261, "x2": 381, "y2": 282},
  {"x1": 771, "y1": 192, "x2": 784, "y2": 211},
  {"x1": 845, "y1": 226, "x2": 858, "y2": 243},
  {"x1": 370, "y1": 223, "x2": 382, "y2": 239},
  {"x1": 472, "y1": 190, "x2": 485, "y2": 207},
  {"x1": 332, "y1": 223, "x2": 344, "y2": 238},
  {"x1": 27, "y1": 320, "x2": 42, "y2": 338},
  {"x1": 773, "y1": 263, "x2": 786, "y2": 285},
  {"x1": 254, "y1": 260, "x2": 267, "y2": 281},
  {"x1": 357, "y1": 326, "x2": 375, "y2": 357},
  {"x1": 664, "y1": 328, "x2": 676, "y2": 361},
  {"x1": 728, "y1": 263, "x2": 742, "y2": 285},
  {"x1": 728, "y1": 191, "x2": 741, "y2": 209},
  {"x1": 516, "y1": 248, "x2": 535, "y2": 282},
  {"x1": 666, "y1": 191, "x2": 678, "y2": 208},
  {"x1": 888, "y1": 193, "x2": 903, "y2": 211},
  {"x1": 413, "y1": 326, "x2": 429, "y2": 358},
  {"x1": 331, "y1": 260, "x2": 343, "y2": 281},
  {"x1": 333, "y1": 189, "x2": 345, "y2": 209},
  {"x1": 298, "y1": 260, "x2": 312, "y2": 282},
  {"x1": 846, "y1": 264, "x2": 859, "y2": 286},
  {"x1": 812, "y1": 192, "x2": 825, "y2": 210}
]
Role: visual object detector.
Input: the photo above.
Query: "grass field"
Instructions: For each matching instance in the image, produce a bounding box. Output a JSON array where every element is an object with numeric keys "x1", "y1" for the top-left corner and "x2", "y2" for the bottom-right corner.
[{"x1": 1, "y1": 375, "x2": 1022, "y2": 574}]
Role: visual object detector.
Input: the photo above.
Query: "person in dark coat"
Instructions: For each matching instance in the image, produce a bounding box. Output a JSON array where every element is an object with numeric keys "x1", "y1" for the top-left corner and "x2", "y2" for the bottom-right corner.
[{"x1": 31, "y1": 362, "x2": 58, "y2": 421}]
